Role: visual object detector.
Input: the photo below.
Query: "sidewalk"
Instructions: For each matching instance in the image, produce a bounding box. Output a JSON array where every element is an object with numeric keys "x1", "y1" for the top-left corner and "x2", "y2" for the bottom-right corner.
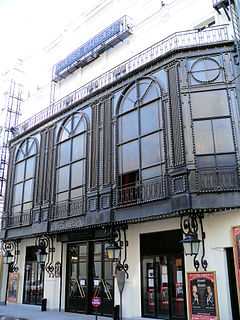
[{"x1": 0, "y1": 304, "x2": 110, "y2": 320}]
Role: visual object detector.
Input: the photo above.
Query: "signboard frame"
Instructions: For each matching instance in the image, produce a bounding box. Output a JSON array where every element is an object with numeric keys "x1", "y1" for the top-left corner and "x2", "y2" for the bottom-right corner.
[
  {"x1": 232, "y1": 225, "x2": 240, "y2": 311},
  {"x1": 187, "y1": 271, "x2": 219, "y2": 320}
]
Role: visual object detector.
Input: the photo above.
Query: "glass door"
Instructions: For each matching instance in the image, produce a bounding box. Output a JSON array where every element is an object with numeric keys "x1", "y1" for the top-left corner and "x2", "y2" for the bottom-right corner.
[
  {"x1": 66, "y1": 243, "x2": 87, "y2": 313},
  {"x1": 142, "y1": 255, "x2": 185, "y2": 319}
]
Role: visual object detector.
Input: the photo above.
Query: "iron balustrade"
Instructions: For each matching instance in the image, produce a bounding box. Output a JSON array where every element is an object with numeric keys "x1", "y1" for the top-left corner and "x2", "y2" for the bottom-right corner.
[
  {"x1": 16, "y1": 24, "x2": 230, "y2": 135},
  {"x1": 117, "y1": 176, "x2": 166, "y2": 206},
  {"x1": 4, "y1": 210, "x2": 32, "y2": 228},
  {"x1": 197, "y1": 166, "x2": 239, "y2": 191},
  {"x1": 52, "y1": 196, "x2": 85, "y2": 220}
]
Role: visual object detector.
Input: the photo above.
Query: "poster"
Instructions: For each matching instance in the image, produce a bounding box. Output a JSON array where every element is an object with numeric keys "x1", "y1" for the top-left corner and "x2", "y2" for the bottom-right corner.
[
  {"x1": 161, "y1": 286, "x2": 169, "y2": 304},
  {"x1": 7, "y1": 273, "x2": 19, "y2": 303},
  {"x1": 176, "y1": 283, "x2": 184, "y2": 301},
  {"x1": 187, "y1": 271, "x2": 219, "y2": 320},
  {"x1": 232, "y1": 225, "x2": 240, "y2": 310}
]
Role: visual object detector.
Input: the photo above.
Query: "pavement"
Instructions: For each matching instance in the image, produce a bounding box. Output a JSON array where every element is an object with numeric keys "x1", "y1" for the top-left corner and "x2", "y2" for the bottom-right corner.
[{"x1": 0, "y1": 304, "x2": 110, "y2": 320}]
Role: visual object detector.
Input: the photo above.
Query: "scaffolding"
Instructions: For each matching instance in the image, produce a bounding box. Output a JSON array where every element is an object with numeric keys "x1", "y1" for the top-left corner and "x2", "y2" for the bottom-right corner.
[{"x1": 0, "y1": 72, "x2": 23, "y2": 226}]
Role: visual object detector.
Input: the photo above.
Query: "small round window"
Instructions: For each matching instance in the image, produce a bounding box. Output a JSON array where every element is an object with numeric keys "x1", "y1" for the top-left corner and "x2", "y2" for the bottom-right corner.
[{"x1": 190, "y1": 58, "x2": 220, "y2": 83}]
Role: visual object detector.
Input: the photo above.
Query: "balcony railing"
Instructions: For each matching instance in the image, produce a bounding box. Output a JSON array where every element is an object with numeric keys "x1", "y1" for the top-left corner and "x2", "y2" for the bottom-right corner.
[
  {"x1": 2, "y1": 210, "x2": 32, "y2": 229},
  {"x1": 197, "y1": 167, "x2": 239, "y2": 192},
  {"x1": 116, "y1": 176, "x2": 166, "y2": 206},
  {"x1": 52, "y1": 196, "x2": 85, "y2": 220},
  {"x1": 16, "y1": 24, "x2": 230, "y2": 135}
]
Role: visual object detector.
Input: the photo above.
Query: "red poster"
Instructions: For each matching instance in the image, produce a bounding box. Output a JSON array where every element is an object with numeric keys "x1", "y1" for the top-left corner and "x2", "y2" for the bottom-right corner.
[
  {"x1": 187, "y1": 271, "x2": 219, "y2": 320},
  {"x1": 232, "y1": 225, "x2": 240, "y2": 310},
  {"x1": 7, "y1": 273, "x2": 19, "y2": 303}
]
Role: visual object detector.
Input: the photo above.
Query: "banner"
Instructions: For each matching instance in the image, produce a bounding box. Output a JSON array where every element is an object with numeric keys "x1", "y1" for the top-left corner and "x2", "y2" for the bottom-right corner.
[
  {"x1": 187, "y1": 271, "x2": 219, "y2": 320},
  {"x1": 232, "y1": 225, "x2": 240, "y2": 310}
]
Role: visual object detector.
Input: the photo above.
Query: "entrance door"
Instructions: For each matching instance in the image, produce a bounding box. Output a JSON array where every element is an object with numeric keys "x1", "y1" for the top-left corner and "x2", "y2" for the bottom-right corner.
[
  {"x1": 66, "y1": 241, "x2": 113, "y2": 315},
  {"x1": 66, "y1": 243, "x2": 87, "y2": 313},
  {"x1": 23, "y1": 246, "x2": 44, "y2": 305},
  {"x1": 141, "y1": 229, "x2": 186, "y2": 319},
  {"x1": 142, "y1": 255, "x2": 185, "y2": 319}
]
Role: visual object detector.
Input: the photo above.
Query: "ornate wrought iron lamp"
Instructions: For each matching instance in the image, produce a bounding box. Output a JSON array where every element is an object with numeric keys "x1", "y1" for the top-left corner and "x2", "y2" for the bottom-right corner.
[
  {"x1": 2, "y1": 240, "x2": 20, "y2": 272},
  {"x1": 180, "y1": 212, "x2": 208, "y2": 271},
  {"x1": 105, "y1": 225, "x2": 129, "y2": 278},
  {"x1": 35, "y1": 235, "x2": 55, "y2": 277}
]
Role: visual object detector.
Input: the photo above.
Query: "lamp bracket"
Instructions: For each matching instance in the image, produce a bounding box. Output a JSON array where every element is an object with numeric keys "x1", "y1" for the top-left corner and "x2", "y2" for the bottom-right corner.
[
  {"x1": 35, "y1": 235, "x2": 55, "y2": 278},
  {"x1": 180, "y1": 212, "x2": 208, "y2": 271},
  {"x1": 3, "y1": 240, "x2": 20, "y2": 272}
]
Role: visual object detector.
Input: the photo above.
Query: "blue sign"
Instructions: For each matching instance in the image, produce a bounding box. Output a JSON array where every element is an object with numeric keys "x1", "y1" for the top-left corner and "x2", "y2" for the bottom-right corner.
[
  {"x1": 55, "y1": 19, "x2": 122, "y2": 75},
  {"x1": 92, "y1": 296, "x2": 101, "y2": 307}
]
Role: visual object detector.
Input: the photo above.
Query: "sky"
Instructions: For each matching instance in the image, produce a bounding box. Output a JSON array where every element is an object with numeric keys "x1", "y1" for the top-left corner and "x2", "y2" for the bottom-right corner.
[{"x1": 0, "y1": 0, "x2": 100, "y2": 72}]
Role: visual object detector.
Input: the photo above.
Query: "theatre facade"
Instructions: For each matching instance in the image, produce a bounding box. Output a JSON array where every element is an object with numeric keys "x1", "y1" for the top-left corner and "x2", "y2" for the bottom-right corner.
[{"x1": 0, "y1": 22, "x2": 240, "y2": 320}]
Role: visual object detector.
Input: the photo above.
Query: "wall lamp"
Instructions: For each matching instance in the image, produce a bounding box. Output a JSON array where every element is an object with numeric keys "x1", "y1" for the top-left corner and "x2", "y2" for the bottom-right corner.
[
  {"x1": 35, "y1": 235, "x2": 55, "y2": 278},
  {"x1": 2, "y1": 240, "x2": 20, "y2": 272},
  {"x1": 105, "y1": 225, "x2": 129, "y2": 278},
  {"x1": 180, "y1": 212, "x2": 208, "y2": 271}
]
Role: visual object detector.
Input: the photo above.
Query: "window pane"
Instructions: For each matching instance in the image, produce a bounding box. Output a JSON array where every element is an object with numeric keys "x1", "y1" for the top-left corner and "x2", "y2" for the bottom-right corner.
[
  {"x1": 141, "y1": 83, "x2": 159, "y2": 104},
  {"x1": 56, "y1": 192, "x2": 68, "y2": 202},
  {"x1": 194, "y1": 121, "x2": 214, "y2": 154},
  {"x1": 141, "y1": 133, "x2": 161, "y2": 167},
  {"x1": 15, "y1": 161, "x2": 24, "y2": 183},
  {"x1": 73, "y1": 117, "x2": 85, "y2": 135},
  {"x1": 196, "y1": 156, "x2": 215, "y2": 168},
  {"x1": 12, "y1": 205, "x2": 21, "y2": 213},
  {"x1": 140, "y1": 102, "x2": 159, "y2": 135},
  {"x1": 119, "y1": 110, "x2": 138, "y2": 143},
  {"x1": 191, "y1": 91, "x2": 229, "y2": 118},
  {"x1": 79, "y1": 245, "x2": 87, "y2": 262},
  {"x1": 213, "y1": 119, "x2": 234, "y2": 153},
  {"x1": 25, "y1": 157, "x2": 35, "y2": 179},
  {"x1": 57, "y1": 166, "x2": 69, "y2": 192},
  {"x1": 71, "y1": 161, "x2": 84, "y2": 188},
  {"x1": 23, "y1": 202, "x2": 31, "y2": 211},
  {"x1": 142, "y1": 165, "x2": 161, "y2": 180},
  {"x1": 58, "y1": 141, "x2": 71, "y2": 166},
  {"x1": 120, "y1": 85, "x2": 137, "y2": 113},
  {"x1": 72, "y1": 135, "x2": 85, "y2": 161},
  {"x1": 23, "y1": 180, "x2": 33, "y2": 202},
  {"x1": 119, "y1": 141, "x2": 139, "y2": 174},
  {"x1": 13, "y1": 183, "x2": 23, "y2": 205},
  {"x1": 216, "y1": 154, "x2": 236, "y2": 167},
  {"x1": 71, "y1": 188, "x2": 83, "y2": 199},
  {"x1": 27, "y1": 141, "x2": 36, "y2": 157}
]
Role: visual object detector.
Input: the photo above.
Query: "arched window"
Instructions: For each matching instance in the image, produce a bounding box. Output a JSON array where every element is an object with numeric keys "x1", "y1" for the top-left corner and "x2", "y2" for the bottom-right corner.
[
  {"x1": 55, "y1": 113, "x2": 87, "y2": 214},
  {"x1": 117, "y1": 78, "x2": 166, "y2": 204},
  {"x1": 12, "y1": 138, "x2": 37, "y2": 214}
]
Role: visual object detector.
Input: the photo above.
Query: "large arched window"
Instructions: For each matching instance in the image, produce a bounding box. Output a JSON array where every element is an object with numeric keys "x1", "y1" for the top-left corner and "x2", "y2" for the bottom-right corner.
[
  {"x1": 117, "y1": 78, "x2": 166, "y2": 204},
  {"x1": 55, "y1": 113, "x2": 87, "y2": 215},
  {"x1": 12, "y1": 138, "x2": 37, "y2": 214}
]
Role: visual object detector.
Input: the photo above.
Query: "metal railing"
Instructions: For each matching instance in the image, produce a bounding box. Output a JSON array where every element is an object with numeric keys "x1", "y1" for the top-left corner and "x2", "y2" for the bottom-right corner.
[
  {"x1": 16, "y1": 24, "x2": 230, "y2": 135},
  {"x1": 2, "y1": 210, "x2": 32, "y2": 229},
  {"x1": 197, "y1": 167, "x2": 239, "y2": 191},
  {"x1": 52, "y1": 196, "x2": 85, "y2": 220},
  {"x1": 116, "y1": 176, "x2": 166, "y2": 206}
]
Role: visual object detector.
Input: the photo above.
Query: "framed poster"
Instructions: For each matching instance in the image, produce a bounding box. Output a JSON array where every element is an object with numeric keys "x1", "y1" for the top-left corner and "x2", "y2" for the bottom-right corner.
[
  {"x1": 7, "y1": 273, "x2": 19, "y2": 303},
  {"x1": 55, "y1": 261, "x2": 61, "y2": 277},
  {"x1": 176, "y1": 283, "x2": 184, "y2": 302},
  {"x1": 161, "y1": 286, "x2": 169, "y2": 304},
  {"x1": 187, "y1": 271, "x2": 219, "y2": 320},
  {"x1": 232, "y1": 225, "x2": 240, "y2": 309}
]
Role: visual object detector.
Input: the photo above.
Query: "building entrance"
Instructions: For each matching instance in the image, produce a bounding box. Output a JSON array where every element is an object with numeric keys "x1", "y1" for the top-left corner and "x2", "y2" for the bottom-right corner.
[
  {"x1": 23, "y1": 246, "x2": 44, "y2": 305},
  {"x1": 66, "y1": 241, "x2": 113, "y2": 316},
  {"x1": 141, "y1": 230, "x2": 186, "y2": 319}
]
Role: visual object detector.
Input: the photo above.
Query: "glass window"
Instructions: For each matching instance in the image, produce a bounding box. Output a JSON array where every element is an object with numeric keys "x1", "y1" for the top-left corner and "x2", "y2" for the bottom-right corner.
[
  {"x1": 13, "y1": 183, "x2": 23, "y2": 205},
  {"x1": 141, "y1": 133, "x2": 161, "y2": 167},
  {"x1": 72, "y1": 135, "x2": 85, "y2": 161},
  {"x1": 15, "y1": 161, "x2": 24, "y2": 183},
  {"x1": 194, "y1": 121, "x2": 214, "y2": 154},
  {"x1": 57, "y1": 166, "x2": 69, "y2": 192},
  {"x1": 73, "y1": 116, "x2": 85, "y2": 134},
  {"x1": 119, "y1": 110, "x2": 138, "y2": 142},
  {"x1": 71, "y1": 161, "x2": 84, "y2": 188},
  {"x1": 25, "y1": 157, "x2": 35, "y2": 179},
  {"x1": 23, "y1": 180, "x2": 33, "y2": 202},
  {"x1": 191, "y1": 91, "x2": 229, "y2": 118},
  {"x1": 119, "y1": 141, "x2": 139, "y2": 174},
  {"x1": 142, "y1": 165, "x2": 161, "y2": 180},
  {"x1": 58, "y1": 141, "x2": 71, "y2": 166},
  {"x1": 213, "y1": 119, "x2": 234, "y2": 153},
  {"x1": 140, "y1": 102, "x2": 160, "y2": 135},
  {"x1": 71, "y1": 188, "x2": 83, "y2": 199}
]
